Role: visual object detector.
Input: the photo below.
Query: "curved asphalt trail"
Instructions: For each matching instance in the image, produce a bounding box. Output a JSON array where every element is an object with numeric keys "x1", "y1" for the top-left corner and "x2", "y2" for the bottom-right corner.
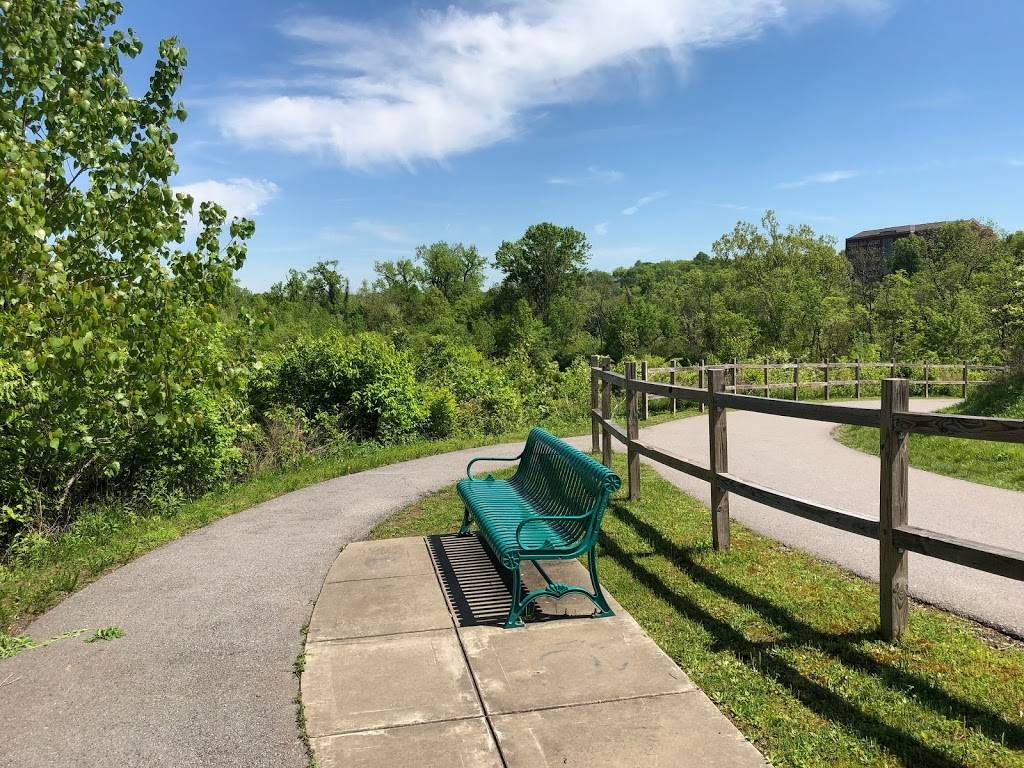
[
  {"x1": 0, "y1": 442, "x2": 556, "y2": 768},
  {"x1": 2, "y1": 399, "x2": 1021, "y2": 766}
]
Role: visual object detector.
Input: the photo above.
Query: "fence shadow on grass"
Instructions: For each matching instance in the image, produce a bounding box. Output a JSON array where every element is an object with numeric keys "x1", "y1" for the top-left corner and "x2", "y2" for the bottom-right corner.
[{"x1": 601, "y1": 502, "x2": 1023, "y2": 767}]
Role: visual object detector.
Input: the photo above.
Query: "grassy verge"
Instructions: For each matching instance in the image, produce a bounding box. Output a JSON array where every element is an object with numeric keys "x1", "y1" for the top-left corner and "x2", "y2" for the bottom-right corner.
[
  {"x1": 0, "y1": 404, "x2": 698, "y2": 639},
  {"x1": 834, "y1": 424, "x2": 1024, "y2": 492},
  {"x1": 371, "y1": 455, "x2": 1024, "y2": 768}
]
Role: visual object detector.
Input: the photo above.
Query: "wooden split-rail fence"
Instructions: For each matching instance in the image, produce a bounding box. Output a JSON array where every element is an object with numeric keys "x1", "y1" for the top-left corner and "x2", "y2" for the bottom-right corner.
[{"x1": 587, "y1": 355, "x2": 1023, "y2": 641}]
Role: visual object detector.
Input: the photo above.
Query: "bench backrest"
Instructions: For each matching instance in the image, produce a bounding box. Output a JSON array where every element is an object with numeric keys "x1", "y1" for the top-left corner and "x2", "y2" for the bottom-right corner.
[{"x1": 510, "y1": 428, "x2": 622, "y2": 547}]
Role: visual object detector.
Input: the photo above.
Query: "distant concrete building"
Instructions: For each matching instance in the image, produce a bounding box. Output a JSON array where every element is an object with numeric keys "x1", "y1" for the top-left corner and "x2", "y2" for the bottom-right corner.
[
  {"x1": 844, "y1": 220, "x2": 990, "y2": 283},
  {"x1": 845, "y1": 221, "x2": 948, "y2": 284}
]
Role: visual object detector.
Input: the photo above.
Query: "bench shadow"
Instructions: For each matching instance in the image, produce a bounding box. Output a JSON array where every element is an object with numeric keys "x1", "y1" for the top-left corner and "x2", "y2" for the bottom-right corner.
[
  {"x1": 427, "y1": 534, "x2": 604, "y2": 628},
  {"x1": 602, "y1": 502, "x2": 1023, "y2": 766}
]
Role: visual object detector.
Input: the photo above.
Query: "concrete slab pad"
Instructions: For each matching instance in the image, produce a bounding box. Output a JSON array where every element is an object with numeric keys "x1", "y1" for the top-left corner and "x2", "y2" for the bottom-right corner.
[
  {"x1": 311, "y1": 718, "x2": 502, "y2": 768},
  {"x1": 303, "y1": 630, "x2": 481, "y2": 736},
  {"x1": 461, "y1": 616, "x2": 694, "y2": 714},
  {"x1": 491, "y1": 692, "x2": 769, "y2": 767},
  {"x1": 326, "y1": 537, "x2": 434, "y2": 583},
  {"x1": 309, "y1": 575, "x2": 451, "y2": 641}
]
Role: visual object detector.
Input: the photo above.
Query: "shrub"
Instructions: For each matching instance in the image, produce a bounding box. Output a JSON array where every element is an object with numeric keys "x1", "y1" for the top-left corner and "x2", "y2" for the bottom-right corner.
[
  {"x1": 424, "y1": 388, "x2": 458, "y2": 439},
  {"x1": 256, "y1": 333, "x2": 427, "y2": 444}
]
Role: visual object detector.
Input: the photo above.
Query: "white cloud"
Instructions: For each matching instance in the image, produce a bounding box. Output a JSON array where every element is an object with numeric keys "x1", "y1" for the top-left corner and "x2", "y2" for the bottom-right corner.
[
  {"x1": 776, "y1": 170, "x2": 860, "y2": 189},
  {"x1": 1009, "y1": 159, "x2": 1024, "y2": 168},
  {"x1": 175, "y1": 177, "x2": 278, "y2": 218},
  {"x1": 622, "y1": 190, "x2": 668, "y2": 216},
  {"x1": 547, "y1": 165, "x2": 624, "y2": 185},
  {"x1": 218, "y1": 1, "x2": 886, "y2": 168},
  {"x1": 594, "y1": 221, "x2": 609, "y2": 236},
  {"x1": 351, "y1": 220, "x2": 407, "y2": 242}
]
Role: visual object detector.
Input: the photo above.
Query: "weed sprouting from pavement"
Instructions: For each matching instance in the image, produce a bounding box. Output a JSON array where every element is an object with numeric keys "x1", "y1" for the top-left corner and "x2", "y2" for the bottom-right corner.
[{"x1": 84, "y1": 626, "x2": 125, "y2": 643}]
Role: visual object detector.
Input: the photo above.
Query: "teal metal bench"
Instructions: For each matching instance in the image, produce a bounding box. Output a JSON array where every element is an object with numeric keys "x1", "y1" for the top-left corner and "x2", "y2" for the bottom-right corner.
[{"x1": 457, "y1": 427, "x2": 622, "y2": 628}]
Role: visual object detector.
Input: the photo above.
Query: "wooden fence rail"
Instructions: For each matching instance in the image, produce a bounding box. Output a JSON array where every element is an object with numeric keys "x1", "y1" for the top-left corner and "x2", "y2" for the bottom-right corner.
[
  {"x1": 587, "y1": 356, "x2": 1023, "y2": 641},
  {"x1": 640, "y1": 358, "x2": 1008, "y2": 405}
]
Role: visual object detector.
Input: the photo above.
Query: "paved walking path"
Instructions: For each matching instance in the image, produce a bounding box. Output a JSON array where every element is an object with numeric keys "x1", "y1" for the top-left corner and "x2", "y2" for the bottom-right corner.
[
  {"x1": 633, "y1": 398, "x2": 1024, "y2": 637},
  {"x1": 0, "y1": 442, "x2": 582, "y2": 768},
  {"x1": 303, "y1": 535, "x2": 767, "y2": 767}
]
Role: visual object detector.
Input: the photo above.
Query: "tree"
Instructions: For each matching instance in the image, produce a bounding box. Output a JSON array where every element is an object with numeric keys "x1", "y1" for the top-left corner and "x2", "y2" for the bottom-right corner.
[
  {"x1": 889, "y1": 235, "x2": 926, "y2": 275},
  {"x1": 713, "y1": 211, "x2": 853, "y2": 357},
  {"x1": 416, "y1": 242, "x2": 486, "y2": 302},
  {"x1": 306, "y1": 260, "x2": 348, "y2": 312},
  {"x1": 0, "y1": 1, "x2": 252, "y2": 532},
  {"x1": 494, "y1": 223, "x2": 590, "y2": 319}
]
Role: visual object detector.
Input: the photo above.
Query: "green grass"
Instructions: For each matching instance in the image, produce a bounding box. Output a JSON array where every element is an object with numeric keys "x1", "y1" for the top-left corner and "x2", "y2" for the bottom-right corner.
[
  {"x1": 0, "y1": 403, "x2": 698, "y2": 642},
  {"x1": 371, "y1": 455, "x2": 1024, "y2": 768},
  {"x1": 835, "y1": 424, "x2": 1024, "y2": 492}
]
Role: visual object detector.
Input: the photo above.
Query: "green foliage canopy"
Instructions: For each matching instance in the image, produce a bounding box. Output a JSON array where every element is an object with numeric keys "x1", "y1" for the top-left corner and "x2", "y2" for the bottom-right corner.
[
  {"x1": 493, "y1": 222, "x2": 590, "y2": 320},
  {"x1": 0, "y1": 1, "x2": 252, "y2": 536}
]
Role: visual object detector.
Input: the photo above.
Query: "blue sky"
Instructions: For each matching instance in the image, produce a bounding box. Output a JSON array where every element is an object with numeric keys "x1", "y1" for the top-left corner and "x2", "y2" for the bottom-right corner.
[{"x1": 120, "y1": 0, "x2": 1024, "y2": 290}]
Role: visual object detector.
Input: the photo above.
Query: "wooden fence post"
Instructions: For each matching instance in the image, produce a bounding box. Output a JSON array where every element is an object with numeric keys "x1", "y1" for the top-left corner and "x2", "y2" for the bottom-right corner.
[
  {"x1": 625, "y1": 362, "x2": 640, "y2": 500},
  {"x1": 891, "y1": 357, "x2": 897, "y2": 378},
  {"x1": 924, "y1": 361, "x2": 930, "y2": 398},
  {"x1": 824, "y1": 358, "x2": 831, "y2": 401},
  {"x1": 698, "y1": 360, "x2": 706, "y2": 413},
  {"x1": 730, "y1": 358, "x2": 738, "y2": 390},
  {"x1": 880, "y1": 378, "x2": 910, "y2": 642},
  {"x1": 669, "y1": 360, "x2": 677, "y2": 414},
  {"x1": 763, "y1": 357, "x2": 770, "y2": 398},
  {"x1": 962, "y1": 361, "x2": 969, "y2": 399},
  {"x1": 855, "y1": 358, "x2": 862, "y2": 399},
  {"x1": 640, "y1": 360, "x2": 649, "y2": 420},
  {"x1": 707, "y1": 368, "x2": 731, "y2": 551},
  {"x1": 600, "y1": 358, "x2": 612, "y2": 469},
  {"x1": 793, "y1": 360, "x2": 800, "y2": 401},
  {"x1": 589, "y1": 354, "x2": 600, "y2": 453}
]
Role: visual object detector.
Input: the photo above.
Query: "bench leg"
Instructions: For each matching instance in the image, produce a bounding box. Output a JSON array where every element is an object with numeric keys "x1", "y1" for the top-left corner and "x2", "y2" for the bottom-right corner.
[
  {"x1": 458, "y1": 506, "x2": 472, "y2": 536},
  {"x1": 587, "y1": 547, "x2": 613, "y2": 617},
  {"x1": 503, "y1": 568, "x2": 526, "y2": 628},
  {"x1": 502, "y1": 551, "x2": 614, "y2": 628}
]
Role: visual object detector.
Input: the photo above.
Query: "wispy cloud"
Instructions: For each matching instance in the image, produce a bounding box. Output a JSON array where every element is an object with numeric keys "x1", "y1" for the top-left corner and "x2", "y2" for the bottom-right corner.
[
  {"x1": 622, "y1": 191, "x2": 668, "y2": 216},
  {"x1": 174, "y1": 177, "x2": 278, "y2": 218},
  {"x1": 218, "y1": 1, "x2": 887, "y2": 169},
  {"x1": 547, "y1": 165, "x2": 624, "y2": 186},
  {"x1": 351, "y1": 220, "x2": 407, "y2": 242},
  {"x1": 594, "y1": 221, "x2": 609, "y2": 236},
  {"x1": 776, "y1": 170, "x2": 860, "y2": 189},
  {"x1": 317, "y1": 227, "x2": 353, "y2": 243},
  {"x1": 715, "y1": 202, "x2": 755, "y2": 211},
  {"x1": 1009, "y1": 159, "x2": 1024, "y2": 168}
]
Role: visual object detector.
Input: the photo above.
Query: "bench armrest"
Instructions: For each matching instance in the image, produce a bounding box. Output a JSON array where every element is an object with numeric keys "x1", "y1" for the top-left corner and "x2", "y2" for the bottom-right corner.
[
  {"x1": 466, "y1": 454, "x2": 522, "y2": 480},
  {"x1": 515, "y1": 512, "x2": 594, "y2": 551}
]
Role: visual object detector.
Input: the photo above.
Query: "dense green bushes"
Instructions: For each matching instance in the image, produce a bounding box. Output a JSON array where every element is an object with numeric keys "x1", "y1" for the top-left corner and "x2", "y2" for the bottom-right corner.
[
  {"x1": 247, "y1": 331, "x2": 589, "y2": 448},
  {"x1": 255, "y1": 334, "x2": 426, "y2": 444}
]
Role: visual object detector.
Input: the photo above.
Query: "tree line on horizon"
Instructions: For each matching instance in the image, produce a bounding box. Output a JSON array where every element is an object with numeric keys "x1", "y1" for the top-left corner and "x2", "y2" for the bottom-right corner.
[{"x1": 244, "y1": 213, "x2": 1024, "y2": 369}]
